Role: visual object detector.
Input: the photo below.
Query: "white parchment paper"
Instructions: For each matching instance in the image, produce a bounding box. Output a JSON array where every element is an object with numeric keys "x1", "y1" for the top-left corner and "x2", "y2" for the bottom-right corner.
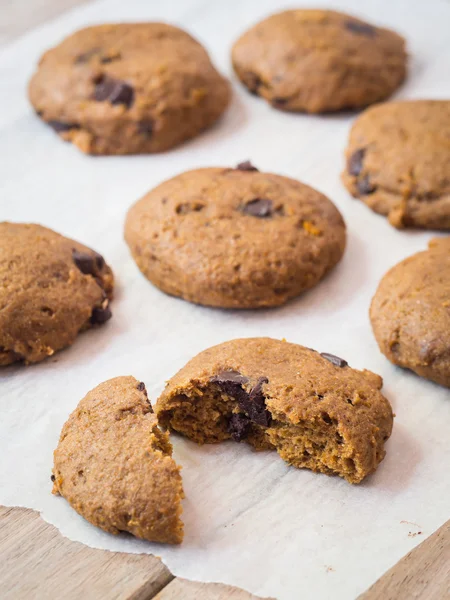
[{"x1": 1, "y1": 0, "x2": 449, "y2": 598}]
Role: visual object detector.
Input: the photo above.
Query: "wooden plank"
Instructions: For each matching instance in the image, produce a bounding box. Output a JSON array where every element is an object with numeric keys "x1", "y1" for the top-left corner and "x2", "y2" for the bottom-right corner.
[
  {"x1": 154, "y1": 578, "x2": 275, "y2": 599},
  {"x1": 0, "y1": 0, "x2": 92, "y2": 47},
  {"x1": 360, "y1": 520, "x2": 450, "y2": 600},
  {"x1": 0, "y1": 505, "x2": 173, "y2": 600}
]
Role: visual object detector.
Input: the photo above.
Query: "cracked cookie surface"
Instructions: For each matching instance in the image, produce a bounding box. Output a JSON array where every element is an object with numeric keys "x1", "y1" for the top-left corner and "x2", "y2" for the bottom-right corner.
[
  {"x1": 124, "y1": 164, "x2": 346, "y2": 308},
  {"x1": 232, "y1": 9, "x2": 406, "y2": 113},
  {"x1": 342, "y1": 100, "x2": 450, "y2": 229},
  {"x1": 29, "y1": 23, "x2": 230, "y2": 155},
  {"x1": 156, "y1": 338, "x2": 393, "y2": 484},
  {"x1": 52, "y1": 376, "x2": 184, "y2": 544},
  {"x1": 0, "y1": 222, "x2": 113, "y2": 365},
  {"x1": 370, "y1": 238, "x2": 450, "y2": 387}
]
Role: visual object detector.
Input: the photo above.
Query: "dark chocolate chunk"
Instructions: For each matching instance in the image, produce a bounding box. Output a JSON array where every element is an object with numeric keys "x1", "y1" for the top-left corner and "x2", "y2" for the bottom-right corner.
[
  {"x1": 50, "y1": 474, "x2": 56, "y2": 482},
  {"x1": 48, "y1": 120, "x2": 80, "y2": 133},
  {"x1": 348, "y1": 148, "x2": 365, "y2": 176},
  {"x1": 345, "y1": 21, "x2": 376, "y2": 37},
  {"x1": 72, "y1": 249, "x2": 105, "y2": 276},
  {"x1": 75, "y1": 47, "x2": 101, "y2": 63},
  {"x1": 357, "y1": 175, "x2": 376, "y2": 195},
  {"x1": 236, "y1": 161, "x2": 259, "y2": 172},
  {"x1": 137, "y1": 381, "x2": 147, "y2": 394},
  {"x1": 93, "y1": 76, "x2": 134, "y2": 108},
  {"x1": 241, "y1": 198, "x2": 274, "y2": 218},
  {"x1": 210, "y1": 370, "x2": 249, "y2": 404},
  {"x1": 90, "y1": 305, "x2": 112, "y2": 325},
  {"x1": 320, "y1": 352, "x2": 348, "y2": 368},
  {"x1": 246, "y1": 72, "x2": 262, "y2": 94},
  {"x1": 227, "y1": 413, "x2": 251, "y2": 442},
  {"x1": 245, "y1": 377, "x2": 271, "y2": 426},
  {"x1": 138, "y1": 120, "x2": 154, "y2": 137},
  {"x1": 272, "y1": 97, "x2": 288, "y2": 107}
]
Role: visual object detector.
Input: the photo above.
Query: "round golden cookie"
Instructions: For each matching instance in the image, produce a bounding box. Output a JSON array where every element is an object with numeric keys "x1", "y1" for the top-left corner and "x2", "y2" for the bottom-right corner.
[
  {"x1": 370, "y1": 238, "x2": 450, "y2": 387},
  {"x1": 29, "y1": 23, "x2": 230, "y2": 155},
  {"x1": 0, "y1": 222, "x2": 113, "y2": 366},
  {"x1": 124, "y1": 163, "x2": 346, "y2": 309},
  {"x1": 52, "y1": 376, "x2": 184, "y2": 544},
  {"x1": 231, "y1": 9, "x2": 407, "y2": 113},
  {"x1": 156, "y1": 338, "x2": 393, "y2": 484},
  {"x1": 342, "y1": 100, "x2": 450, "y2": 229}
]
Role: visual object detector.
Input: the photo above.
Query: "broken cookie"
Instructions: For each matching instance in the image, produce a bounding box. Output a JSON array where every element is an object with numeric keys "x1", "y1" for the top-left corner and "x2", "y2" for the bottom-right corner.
[
  {"x1": 52, "y1": 376, "x2": 184, "y2": 544},
  {"x1": 156, "y1": 338, "x2": 393, "y2": 484}
]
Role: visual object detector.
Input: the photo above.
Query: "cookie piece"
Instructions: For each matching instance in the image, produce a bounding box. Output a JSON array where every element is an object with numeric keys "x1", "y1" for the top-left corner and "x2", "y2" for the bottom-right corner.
[
  {"x1": 232, "y1": 9, "x2": 406, "y2": 113},
  {"x1": 342, "y1": 100, "x2": 450, "y2": 229},
  {"x1": 124, "y1": 165, "x2": 346, "y2": 308},
  {"x1": 0, "y1": 222, "x2": 113, "y2": 366},
  {"x1": 370, "y1": 238, "x2": 450, "y2": 387},
  {"x1": 156, "y1": 338, "x2": 393, "y2": 484},
  {"x1": 29, "y1": 23, "x2": 230, "y2": 155},
  {"x1": 52, "y1": 376, "x2": 184, "y2": 544}
]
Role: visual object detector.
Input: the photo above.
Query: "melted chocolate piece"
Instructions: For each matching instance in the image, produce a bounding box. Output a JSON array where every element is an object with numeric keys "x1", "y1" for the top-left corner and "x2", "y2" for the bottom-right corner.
[
  {"x1": 227, "y1": 413, "x2": 251, "y2": 442},
  {"x1": 357, "y1": 175, "x2": 376, "y2": 195},
  {"x1": 90, "y1": 305, "x2": 112, "y2": 325},
  {"x1": 138, "y1": 120, "x2": 154, "y2": 137},
  {"x1": 48, "y1": 120, "x2": 80, "y2": 133},
  {"x1": 320, "y1": 353, "x2": 348, "y2": 368},
  {"x1": 210, "y1": 370, "x2": 249, "y2": 404},
  {"x1": 345, "y1": 21, "x2": 376, "y2": 37},
  {"x1": 241, "y1": 198, "x2": 274, "y2": 218},
  {"x1": 348, "y1": 149, "x2": 365, "y2": 176},
  {"x1": 94, "y1": 76, "x2": 134, "y2": 108},
  {"x1": 72, "y1": 249, "x2": 105, "y2": 276},
  {"x1": 236, "y1": 161, "x2": 259, "y2": 172}
]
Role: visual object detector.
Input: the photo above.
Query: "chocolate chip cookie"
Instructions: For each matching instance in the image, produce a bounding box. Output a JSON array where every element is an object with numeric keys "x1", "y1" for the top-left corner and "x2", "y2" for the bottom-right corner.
[
  {"x1": 29, "y1": 23, "x2": 230, "y2": 155},
  {"x1": 370, "y1": 238, "x2": 450, "y2": 387},
  {"x1": 124, "y1": 163, "x2": 346, "y2": 309},
  {"x1": 342, "y1": 100, "x2": 450, "y2": 229},
  {"x1": 232, "y1": 9, "x2": 407, "y2": 113},
  {"x1": 52, "y1": 377, "x2": 184, "y2": 544},
  {"x1": 156, "y1": 338, "x2": 393, "y2": 484},
  {"x1": 0, "y1": 222, "x2": 113, "y2": 365}
]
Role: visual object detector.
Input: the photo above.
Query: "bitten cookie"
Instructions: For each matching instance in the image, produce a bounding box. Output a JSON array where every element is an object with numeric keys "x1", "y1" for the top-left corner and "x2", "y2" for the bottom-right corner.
[
  {"x1": 370, "y1": 238, "x2": 450, "y2": 387},
  {"x1": 29, "y1": 23, "x2": 230, "y2": 155},
  {"x1": 232, "y1": 9, "x2": 406, "y2": 113},
  {"x1": 52, "y1": 376, "x2": 184, "y2": 544},
  {"x1": 0, "y1": 223, "x2": 113, "y2": 366},
  {"x1": 342, "y1": 100, "x2": 450, "y2": 229},
  {"x1": 124, "y1": 163, "x2": 346, "y2": 308},
  {"x1": 156, "y1": 338, "x2": 393, "y2": 484}
]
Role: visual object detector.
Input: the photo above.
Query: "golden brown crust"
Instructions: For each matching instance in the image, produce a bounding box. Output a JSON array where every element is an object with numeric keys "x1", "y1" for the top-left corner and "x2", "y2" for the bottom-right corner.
[
  {"x1": 29, "y1": 23, "x2": 230, "y2": 155},
  {"x1": 124, "y1": 166, "x2": 346, "y2": 308},
  {"x1": 232, "y1": 9, "x2": 406, "y2": 113},
  {"x1": 156, "y1": 338, "x2": 393, "y2": 484},
  {"x1": 370, "y1": 238, "x2": 450, "y2": 387},
  {"x1": 342, "y1": 100, "x2": 450, "y2": 229},
  {"x1": 0, "y1": 222, "x2": 113, "y2": 366},
  {"x1": 52, "y1": 376, "x2": 184, "y2": 544}
]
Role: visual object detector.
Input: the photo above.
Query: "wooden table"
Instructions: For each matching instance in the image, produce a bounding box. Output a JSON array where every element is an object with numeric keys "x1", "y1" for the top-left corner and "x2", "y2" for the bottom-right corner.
[{"x1": 0, "y1": 1, "x2": 449, "y2": 598}]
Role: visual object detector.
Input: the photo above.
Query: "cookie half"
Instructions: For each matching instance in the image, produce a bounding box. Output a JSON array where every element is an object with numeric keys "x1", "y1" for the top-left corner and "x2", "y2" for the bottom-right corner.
[
  {"x1": 342, "y1": 100, "x2": 450, "y2": 229},
  {"x1": 370, "y1": 238, "x2": 450, "y2": 387},
  {"x1": 124, "y1": 164, "x2": 346, "y2": 308},
  {"x1": 52, "y1": 376, "x2": 184, "y2": 544},
  {"x1": 29, "y1": 23, "x2": 230, "y2": 155},
  {"x1": 156, "y1": 338, "x2": 393, "y2": 484},
  {"x1": 232, "y1": 9, "x2": 406, "y2": 113},
  {"x1": 0, "y1": 222, "x2": 113, "y2": 366}
]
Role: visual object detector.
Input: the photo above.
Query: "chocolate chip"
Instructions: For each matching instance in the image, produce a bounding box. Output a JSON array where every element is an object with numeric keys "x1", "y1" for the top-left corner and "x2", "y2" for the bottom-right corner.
[
  {"x1": 236, "y1": 161, "x2": 259, "y2": 172},
  {"x1": 50, "y1": 474, "x2": 55, "y2": 482},
  {"x1": 75, "y1": 47, "x2": 101, "y2": 63},
  {"x1": 272, "y1": 97, "x2": 288, "y2": 107},
  {"x1": 90, "y1": 305, "x2": 112, "y2": 325},
  {"x1": 241, "y1": 198, "x2": 274, "y2": 218},
  {"x1": 93, "y1": 76, "x2": 134, "y2": 108},
  {"x1": 345, "y1": 21, "x2": 376, "y2": 37},
  {"x1": 138, "y1": 120, "x2": 154, "y2": 137},
  {"x1": 48, "y1": 120, "x2": 80, "y2": 133},
  {"x1": 348, "y1": 149, "x2": 365, "y2": 176},
  {"x1": 320, "y1": 353, "x2": 348, "y2": 368},
  {"x1": 357, "y1": 175, "x2": 376, "y2": 195},
  {"x1": 227, "y1": 413, "x2": 251, "y2": 442},
  {"x1": 72, "y1": 249, "x2": 105, "y2": 276},
  {"x1": 137, "y1": 381, "x2": 147, "y2": 394},
  {"x1": 211, "y1": 371, "x2": 271, "y2": 427},
  {"x1": 246, "y1": 72, "x2": 263, "y2": 94}
]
